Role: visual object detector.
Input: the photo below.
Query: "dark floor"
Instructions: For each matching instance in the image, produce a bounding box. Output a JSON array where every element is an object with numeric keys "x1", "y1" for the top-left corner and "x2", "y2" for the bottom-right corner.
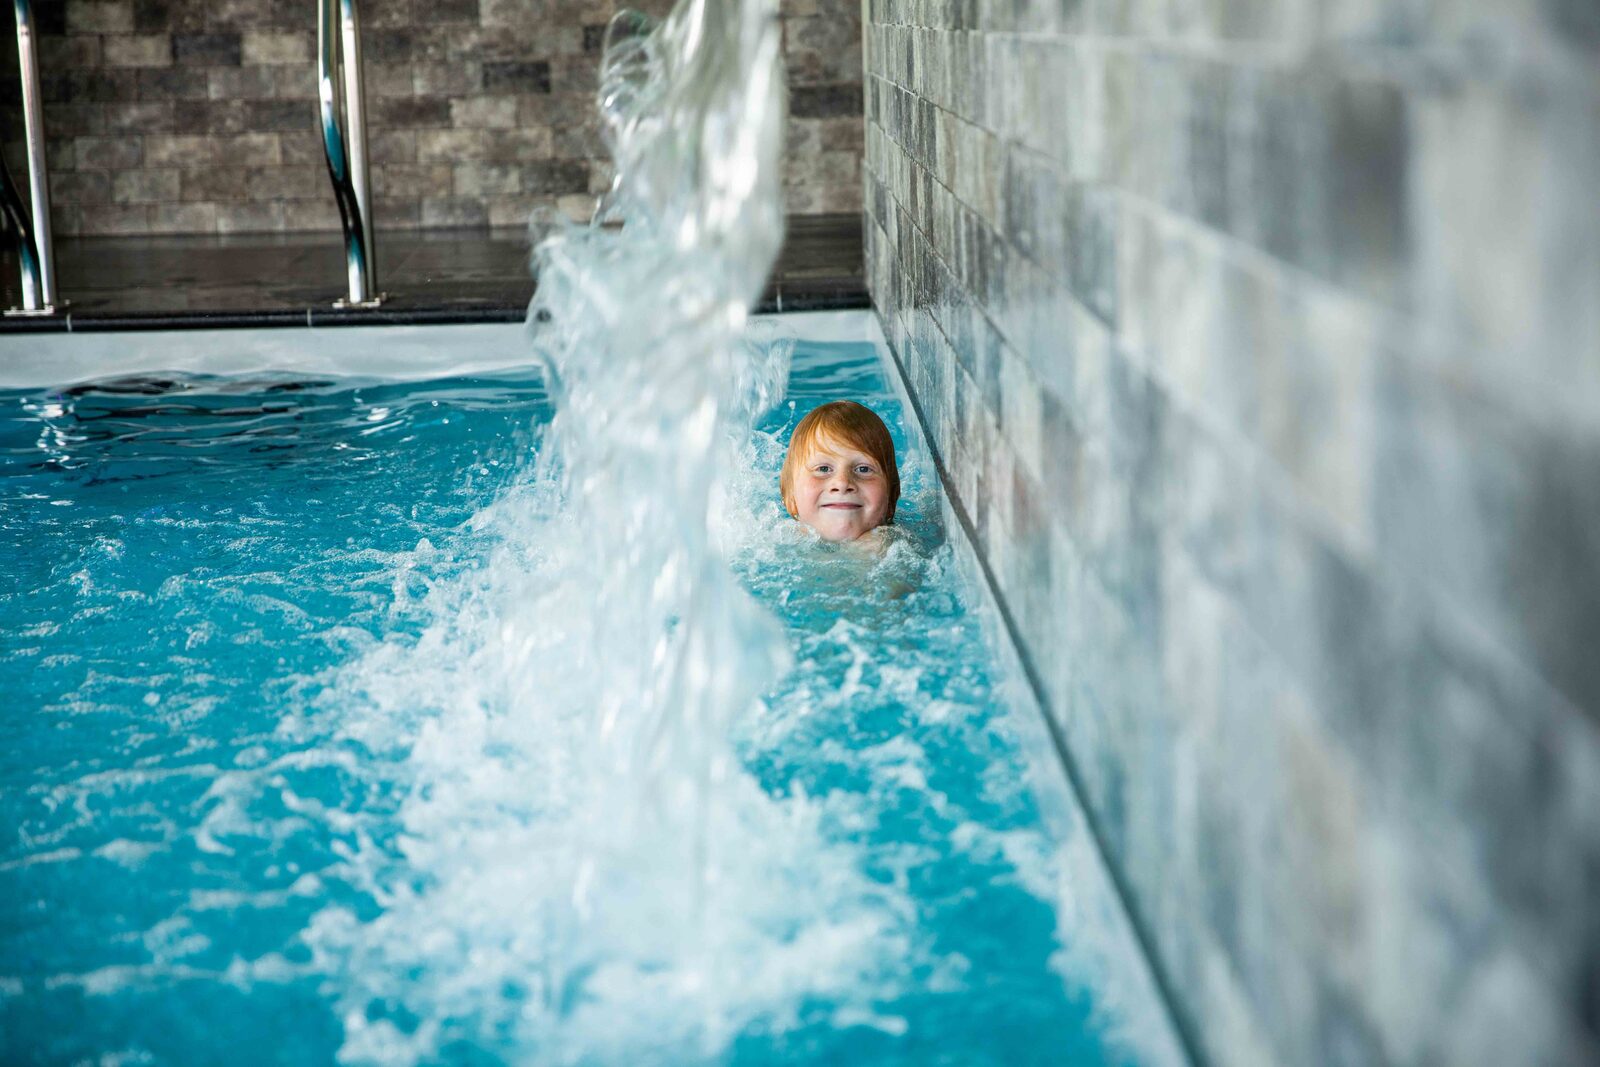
[{"x1": 0, "y1": 213, "x2": 866, "y2": 332}]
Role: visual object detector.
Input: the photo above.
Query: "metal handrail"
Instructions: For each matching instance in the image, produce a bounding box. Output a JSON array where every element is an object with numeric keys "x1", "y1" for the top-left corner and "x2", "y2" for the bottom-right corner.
[
  {"x1": 4, "y1": 0, "x2": 59, "y2": 315},
  {"x1": 317, "y1": 0, "x2": 381, "y2": 307}
]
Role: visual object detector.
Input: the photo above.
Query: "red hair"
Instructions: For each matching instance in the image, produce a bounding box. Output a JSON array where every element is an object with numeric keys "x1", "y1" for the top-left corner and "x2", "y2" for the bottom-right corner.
[{"x1": 780, "y1": 401, "x2": 900, "y2": 522}]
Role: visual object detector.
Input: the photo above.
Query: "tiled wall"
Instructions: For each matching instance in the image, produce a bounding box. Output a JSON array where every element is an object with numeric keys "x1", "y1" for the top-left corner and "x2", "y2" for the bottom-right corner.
[
  {"x1": 864, "y1": 2, "x2": 1600, "y2": 1064},
  {"x1": 0, "y1": 0, "x2": 860, "y2": 235}
]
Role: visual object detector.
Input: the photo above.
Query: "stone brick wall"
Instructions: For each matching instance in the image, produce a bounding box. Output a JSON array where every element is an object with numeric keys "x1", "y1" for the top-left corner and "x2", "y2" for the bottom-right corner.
[
  {"x1": 864, "y1": 2, "x2": 1600, "y2": 1065},
  {"x1": 0, "y1": 0, "x2": 860, "y2": 235}
]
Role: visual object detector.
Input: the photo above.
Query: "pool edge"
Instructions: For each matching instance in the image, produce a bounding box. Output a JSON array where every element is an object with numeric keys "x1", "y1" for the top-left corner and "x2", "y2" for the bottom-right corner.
[
  {"x1": 866, "y1": 311, "x2": 1202, "y2": 1067},
  {"x1": 0, "y1": 309, "x2": 881, "y2": 390}
]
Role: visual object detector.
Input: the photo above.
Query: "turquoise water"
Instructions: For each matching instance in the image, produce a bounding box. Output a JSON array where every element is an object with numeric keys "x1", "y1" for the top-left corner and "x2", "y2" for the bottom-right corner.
[{"x1": 0, "y1": 338, "x2": 1136, "y2": 1065}]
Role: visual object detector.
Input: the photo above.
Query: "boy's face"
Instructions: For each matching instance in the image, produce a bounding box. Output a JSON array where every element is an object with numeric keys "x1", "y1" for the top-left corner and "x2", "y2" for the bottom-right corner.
[{"x1": 793, "y1": 436, "x2": 892, "y2": 542}]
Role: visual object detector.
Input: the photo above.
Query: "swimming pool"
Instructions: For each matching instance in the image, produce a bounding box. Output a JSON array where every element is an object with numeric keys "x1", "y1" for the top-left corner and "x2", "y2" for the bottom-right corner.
[{"x1": 0, "y1": 315, "x2": 1181, "y2": 1065}]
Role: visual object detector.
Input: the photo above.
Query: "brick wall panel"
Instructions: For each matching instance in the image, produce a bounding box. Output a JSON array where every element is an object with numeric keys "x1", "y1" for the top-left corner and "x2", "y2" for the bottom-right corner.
[{"x1": 6, "y1": 0, "x2": 861, "y2": 234}]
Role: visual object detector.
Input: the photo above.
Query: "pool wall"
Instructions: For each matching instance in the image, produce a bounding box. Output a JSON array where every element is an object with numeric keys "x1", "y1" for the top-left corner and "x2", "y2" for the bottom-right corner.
[{"x1": 863, "y1": 3, "x2": 1600, "y2": 1065}]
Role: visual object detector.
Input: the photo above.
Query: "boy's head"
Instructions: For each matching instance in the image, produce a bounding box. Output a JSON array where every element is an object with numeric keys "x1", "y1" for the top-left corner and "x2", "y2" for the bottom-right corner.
[{"x1": 780, "y1": 401, "x2": 900, "y2": 542}]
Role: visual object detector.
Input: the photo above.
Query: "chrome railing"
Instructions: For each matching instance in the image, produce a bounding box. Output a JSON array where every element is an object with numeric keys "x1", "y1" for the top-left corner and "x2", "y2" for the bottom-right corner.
[
  {"x1": 317, "y1": 0, "x2": 381, "y2": 307},
  {"x1": 3, "y1": 0, "x2": 59, "y2": 315}
]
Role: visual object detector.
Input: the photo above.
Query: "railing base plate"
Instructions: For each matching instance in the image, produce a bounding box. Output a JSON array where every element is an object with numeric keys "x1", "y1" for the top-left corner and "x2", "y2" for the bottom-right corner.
[
  {"x1": 332, "y1": 293, "x2": 388, "y2": 310},
  {"x1": 5, "y1": 301, "x2": 66, "y2": 317}
]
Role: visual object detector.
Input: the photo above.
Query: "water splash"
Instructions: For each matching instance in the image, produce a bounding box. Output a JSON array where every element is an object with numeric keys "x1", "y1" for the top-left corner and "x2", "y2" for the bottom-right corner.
[
  {"x1": 514, "y1": 0, "x2": 799, "y2": 980},
  {"x1": 297, "y1": 2, "x2": 921, "y2": 1061}
]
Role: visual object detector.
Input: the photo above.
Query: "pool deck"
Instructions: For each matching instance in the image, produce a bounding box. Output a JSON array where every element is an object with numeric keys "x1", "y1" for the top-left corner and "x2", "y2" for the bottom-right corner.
[{"x1": 0, "y1": 213, "x2": 866, "y2": 333}]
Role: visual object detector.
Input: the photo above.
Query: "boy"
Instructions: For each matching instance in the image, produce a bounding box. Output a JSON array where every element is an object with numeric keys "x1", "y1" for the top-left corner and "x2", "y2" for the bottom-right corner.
[{"x1": 780, "y1": 401, "x2": 900, "y2": 542}]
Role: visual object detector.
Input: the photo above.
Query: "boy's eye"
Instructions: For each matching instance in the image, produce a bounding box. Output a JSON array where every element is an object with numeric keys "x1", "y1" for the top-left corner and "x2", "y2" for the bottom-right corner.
[
  {"x1": 854, "y1": 465, "x2": 874, "y2": 475},
  {"x1": 813, "y1": 464, "x2": 832, "y2": 474}
]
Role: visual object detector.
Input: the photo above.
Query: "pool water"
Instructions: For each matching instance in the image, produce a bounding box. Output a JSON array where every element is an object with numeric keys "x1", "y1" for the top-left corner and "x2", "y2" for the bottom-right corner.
[{"x1": 0, "y1": 337, "x2": 1150, "y2": 1066}]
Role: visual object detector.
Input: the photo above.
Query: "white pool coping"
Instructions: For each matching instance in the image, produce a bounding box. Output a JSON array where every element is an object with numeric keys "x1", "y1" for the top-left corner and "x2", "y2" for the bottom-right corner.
[{"x1": 0, "y1": 309, "x2": 881, "y2": 390}]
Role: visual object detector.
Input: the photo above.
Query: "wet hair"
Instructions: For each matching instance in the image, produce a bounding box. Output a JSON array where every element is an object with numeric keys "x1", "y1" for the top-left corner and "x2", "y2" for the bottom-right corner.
[{"x1": 780, "y1": 400, "x2": 900, "y2": 523}]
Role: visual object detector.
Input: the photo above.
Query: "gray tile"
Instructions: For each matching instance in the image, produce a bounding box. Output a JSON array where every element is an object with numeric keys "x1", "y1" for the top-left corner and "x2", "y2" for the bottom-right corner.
[
  {"x1": 866, "y1": 8, "x2": 1600, "y2": 1063},
  {"x1": 173, "y1": 32, "x2": 242, "y2": 67}
]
